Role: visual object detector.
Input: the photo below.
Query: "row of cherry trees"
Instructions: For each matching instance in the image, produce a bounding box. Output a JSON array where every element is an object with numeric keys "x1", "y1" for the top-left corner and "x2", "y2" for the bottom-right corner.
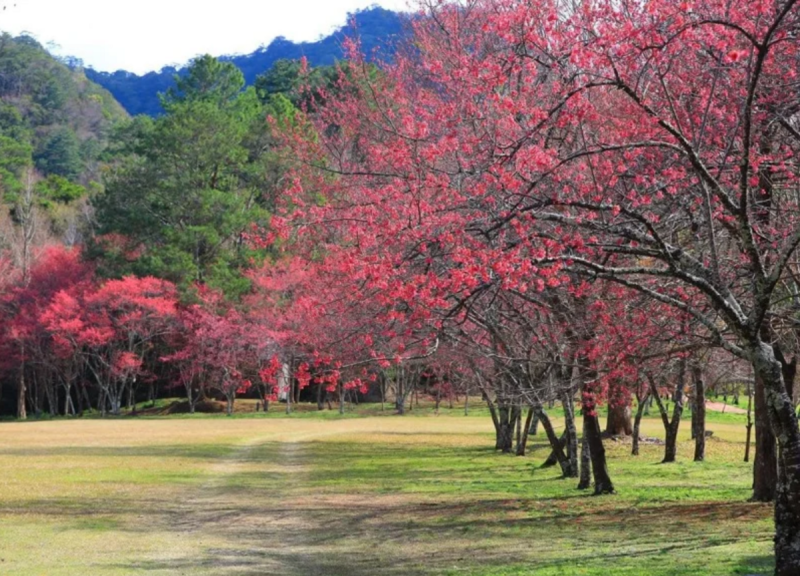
[{"x1": 257, "y1": 0, "x2": 800, "y2": 572}]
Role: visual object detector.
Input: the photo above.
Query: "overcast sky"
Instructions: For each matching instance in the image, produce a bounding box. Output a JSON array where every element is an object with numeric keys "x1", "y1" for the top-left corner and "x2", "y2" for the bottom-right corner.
[{"x1": 0, "y1": 0, "x2": 410, "y2": 74}]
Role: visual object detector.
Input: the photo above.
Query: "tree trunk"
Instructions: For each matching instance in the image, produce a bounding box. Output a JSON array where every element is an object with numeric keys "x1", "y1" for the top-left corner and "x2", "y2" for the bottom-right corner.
[
  {"x1": 632, "y1": 390, "x2": 649, "y2": 457},
  {"x1": 495, "y1": 402, "x2": 514, "y2": 453},
  {"x1": 583, "y1": 409, "x2": 614, "y2": 494},
  {"x1": 536, "y1": 405, "x2": 575, "y2": 477},
  {"x1": 692, "y1": 364, "x2": 706, "y2": 462},
  {"x1": 751, "y1": 342, "x2": 800, "y2": 576},
  {"x1": 753, "y1": 366, "x2": 778, "y2": 501},
  {"x1": 562, "y1": 391, "x2": 579, "y2": 478},
  {"x1": 578, "y1": 418, "x2": 592, "y2": 490},
  {"x1": 529, "y1": 411, "x2": 539, "y2": 436},
  {"x1": 745, "y1": 384, "x2": 753, "y2": 463},
  {"x1": 517, "y1": 406, "x2": 534, "y2": 456},
  {"x1": 17, "y1": 351, "x2": 26, "y2": 420},
  {"x1": 605, "y1": 383, "x2": 633, "y2": 436},
  {"x1": 663, "y1": 378, "x2": 686, "y2": 464}
]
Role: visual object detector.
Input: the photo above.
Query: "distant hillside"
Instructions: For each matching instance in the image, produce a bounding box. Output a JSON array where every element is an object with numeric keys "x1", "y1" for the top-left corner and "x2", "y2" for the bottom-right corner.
[
  {"x1": 0, "y1": 34, "x2": 127, "y2": 208},
  {"x1": 86, "y1": 7, "x2": 406, "y2": 117}
]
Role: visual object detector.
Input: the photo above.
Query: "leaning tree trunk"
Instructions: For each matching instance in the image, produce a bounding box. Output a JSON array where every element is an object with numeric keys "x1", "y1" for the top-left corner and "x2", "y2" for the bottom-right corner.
[
  {"x1": 578, "y1": 418, "x2": 592, "y2": 490},
  {"x1": 535, "y1": 405, "x2": 575, "y2": 477},
  {"x1": 542, "y1": 431, "x2": 568, "y2": 467},
  {"x1": 691, "y1": 364, "x2": 706, "y2": 462},
  {"x1": 751, "y1": 342, "x2": 800, "y2": 576}
]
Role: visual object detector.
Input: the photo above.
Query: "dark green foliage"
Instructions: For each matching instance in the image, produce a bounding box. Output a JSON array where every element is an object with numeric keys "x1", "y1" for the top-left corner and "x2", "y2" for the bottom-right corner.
[
  {"x1": 85, "y1": 7, "x2": 405, "y2": 116},
  {"x1": 34, "y1": 127, "x2": 82, "y2": 179},
  {"x1": 95, "y1": 56, "x2": 295, "y2": 298}
]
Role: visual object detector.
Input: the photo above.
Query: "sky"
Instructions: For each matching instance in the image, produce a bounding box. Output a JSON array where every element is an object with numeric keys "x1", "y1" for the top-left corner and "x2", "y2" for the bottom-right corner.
[{"x1": 0, "y1": 0, "x2": 410, "y2": 74}]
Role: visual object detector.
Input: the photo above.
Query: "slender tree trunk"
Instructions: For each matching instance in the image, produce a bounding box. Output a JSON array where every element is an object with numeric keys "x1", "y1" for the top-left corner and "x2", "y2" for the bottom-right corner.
[
  {"x1": 562, "y1": 391, "x2": 579, "y2": 478},
  {"x1": 17, "y1": 344, "x2": 26, "y2": 420},
  {"x1": 745, "y1": 384, "x2": 753, "y2": 463},
  {"x1": 692, "y1": 364, "x2": 706, "y2": 462},
  {"x1": 339, "y1": 385, "x2": 345, "y2": 415},
  {"x1": 396, "y1": 368, "x2": 405, "y2": 415},
  {"x1": 632, "y1": 390, "x2": 649, "y2": 456},
  {"x1": 517, "y1": 406, "x2": 534, "y2": 456},
  {"x1": 578, "y1": 418, "x2": 592, "y2": 490},
  {"x1": 583, "y1": 409, "x2": 614, "y2": 494}
]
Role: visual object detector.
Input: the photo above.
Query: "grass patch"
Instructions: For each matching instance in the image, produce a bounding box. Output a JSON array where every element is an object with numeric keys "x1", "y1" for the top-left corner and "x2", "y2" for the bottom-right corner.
[{"x1": 0, "y1": 410, "x2": 772, "y2": 575}]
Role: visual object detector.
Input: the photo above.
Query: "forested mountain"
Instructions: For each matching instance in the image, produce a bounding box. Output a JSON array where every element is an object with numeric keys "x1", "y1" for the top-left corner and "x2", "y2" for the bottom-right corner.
[
  {"x1": 85, "y1": 7, "x2": 405, "y2": 117},
  {"x1": 0, "y1": 33, "x2": 128, "y2": 243}
]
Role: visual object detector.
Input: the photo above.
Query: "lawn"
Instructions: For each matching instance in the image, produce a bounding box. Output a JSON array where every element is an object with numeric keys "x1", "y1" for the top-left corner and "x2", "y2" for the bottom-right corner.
[{"x1": 0, "y1": 404, "x2": 773, "y2": 575}]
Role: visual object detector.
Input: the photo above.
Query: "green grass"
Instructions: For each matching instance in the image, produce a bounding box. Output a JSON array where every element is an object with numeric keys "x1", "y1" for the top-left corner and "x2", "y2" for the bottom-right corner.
[{"x1": 0, "y1": 406, "x2": 773, "y2": 575}]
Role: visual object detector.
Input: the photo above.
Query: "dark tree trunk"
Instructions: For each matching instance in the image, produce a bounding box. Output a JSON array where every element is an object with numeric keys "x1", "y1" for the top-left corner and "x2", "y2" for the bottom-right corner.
[
  {"x1": 517, "y1": 406, "x2": 535, "y2": 456},
  {"x1": 17, "y1": 345, "x2": 27, "y2": 420},
  {"x1": 648, "y1": 371, "x2": 685, "y2": 463},
  {"x1": 529, "y1": 410, "x2": 539, "y2": 436},
  {"x1": 745, "y1": 384, "x2": 753, "y2": 463},
  {"x1": 663, "y1": 377, "x2": 686, "y2": 464},
  {"x1": 753, "y1": 368, "x2": 778, "y2": 501},
  {"x1": 562, "y1": 391, "x2": 579, "y2": 478},
  {"x1": 494, "y1": 402, "x2": 515, "y2": 453},
  {"x1": 542, "y1": 432, "x2": 567, "y2": 468},
  {"x1": 692, "y1": 364, "x2": 706, "y2": 462},
  {"x1": 583, "y1": 409, "x2": 614, "y2": 494},
  {"x1": 578, "y1": 418, "x2": 592, "y2": 489},
  {"x1": 751, "y1": 342, "x2": 800, "y2": 576},
  {"x1": 632, "y1": 389, "x2": 649, "y2": 456}
]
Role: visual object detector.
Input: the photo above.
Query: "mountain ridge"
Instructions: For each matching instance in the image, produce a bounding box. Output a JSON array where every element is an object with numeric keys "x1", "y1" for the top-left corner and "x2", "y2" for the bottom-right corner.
[{"x1": 84, "y1": 7, "x2": 406, "y2": 117}]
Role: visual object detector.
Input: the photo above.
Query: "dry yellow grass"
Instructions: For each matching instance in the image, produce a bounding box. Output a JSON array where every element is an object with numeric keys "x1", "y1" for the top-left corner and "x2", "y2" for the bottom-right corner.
[{"x1": 0, "y1": 412, "x2": 772, "y2": 576}]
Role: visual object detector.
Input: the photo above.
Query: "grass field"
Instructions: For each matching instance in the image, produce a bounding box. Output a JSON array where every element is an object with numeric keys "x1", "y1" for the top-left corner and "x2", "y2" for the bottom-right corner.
[{"x1": 0, "y1": 402, "x2": 773, "y2": 575}]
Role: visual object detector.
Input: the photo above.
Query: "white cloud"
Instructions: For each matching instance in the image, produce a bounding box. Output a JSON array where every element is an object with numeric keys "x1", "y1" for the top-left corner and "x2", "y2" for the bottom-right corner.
[{"x1": 0, "y1": 0, "x2": 410, "y2": 74}]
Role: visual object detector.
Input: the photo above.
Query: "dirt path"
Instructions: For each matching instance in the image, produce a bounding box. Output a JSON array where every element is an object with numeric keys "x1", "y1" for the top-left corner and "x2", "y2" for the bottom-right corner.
[
  {"x1": 706, "y1": 401, "x2": 747, "y2": 415},
  {"x1": 163, "y1": 422, "x2": 392, "y2": 576}
]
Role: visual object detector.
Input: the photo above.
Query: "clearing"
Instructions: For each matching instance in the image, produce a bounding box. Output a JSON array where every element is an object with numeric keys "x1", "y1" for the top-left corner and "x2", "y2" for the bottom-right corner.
[{"x1": 0, "y1": 406, "x2": 773, "y2": 575}]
